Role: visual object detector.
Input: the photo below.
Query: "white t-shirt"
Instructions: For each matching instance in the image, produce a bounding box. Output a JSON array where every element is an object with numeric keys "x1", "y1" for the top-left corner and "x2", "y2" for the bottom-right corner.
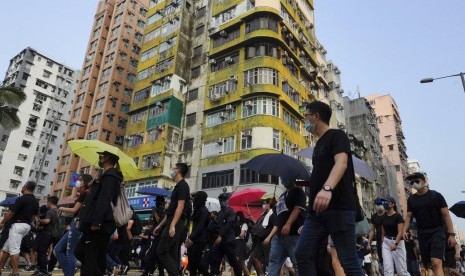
[{"x1": 236, "y1": 223, "x2": 248, "y2": 239}]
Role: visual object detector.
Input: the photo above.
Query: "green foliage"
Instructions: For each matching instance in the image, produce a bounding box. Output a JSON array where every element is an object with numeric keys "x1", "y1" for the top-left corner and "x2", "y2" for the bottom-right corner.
[{"x1": 0, "y1": 86, "x2": 27, "y2": 130}]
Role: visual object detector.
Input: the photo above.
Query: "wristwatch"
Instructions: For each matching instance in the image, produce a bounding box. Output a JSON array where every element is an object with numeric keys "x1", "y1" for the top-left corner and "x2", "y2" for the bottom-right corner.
[{"x1": 322, "y1": 185, "x2": 333, "y2": 192}]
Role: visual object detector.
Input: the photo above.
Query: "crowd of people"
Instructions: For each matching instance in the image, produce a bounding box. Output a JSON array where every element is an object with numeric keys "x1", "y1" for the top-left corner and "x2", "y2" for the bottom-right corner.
[{"x1": 0, "y1": 101, "x2": 462, "y2": 276}]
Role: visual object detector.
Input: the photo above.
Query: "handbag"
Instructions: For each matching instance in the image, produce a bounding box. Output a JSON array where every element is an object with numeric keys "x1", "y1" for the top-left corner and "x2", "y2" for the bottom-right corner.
[{"x1": 355, "y1": 212, "x2": 370, "y2": 237}]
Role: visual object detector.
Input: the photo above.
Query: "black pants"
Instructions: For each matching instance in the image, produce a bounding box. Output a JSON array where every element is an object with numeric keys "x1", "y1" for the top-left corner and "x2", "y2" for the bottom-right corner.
[
  {"x1": 36, "y1": 232, "x2": 54, "y2": 273},
  {"x1": 75, "y1": 230, "x2": 112, "y2": 276},
  {"x1": 144, "y1": 238, "x2": 164, "y2": 276},
  {"x1": 48, "y1": 236, "x2": 59, "y2": 271},
  {"x1": 156, "y1": 218, "x2": 185, "y2": 276},
  {"x1": 187, "y1": 241, "x2": 209, "y2": 276},
  {"x1": 210, "y1": 240, "x2": 242, "y2": 276}
]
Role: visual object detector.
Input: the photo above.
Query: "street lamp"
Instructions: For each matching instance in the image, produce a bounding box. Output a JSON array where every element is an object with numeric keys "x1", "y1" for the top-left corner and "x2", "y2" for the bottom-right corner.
[
  {"x1": 420, "y1": 72, "x2": 465, "y2": 93},
  {"x1": 34, "y1": 118, "x2": 85, "y2": 185}
]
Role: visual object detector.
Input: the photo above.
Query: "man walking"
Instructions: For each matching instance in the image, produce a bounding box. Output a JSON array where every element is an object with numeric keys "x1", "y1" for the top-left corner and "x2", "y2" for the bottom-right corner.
[
  {"x1": 268, "y1": 178, "x2": 306, "y2": 276},
  {"x1": 0, "y1": 181, "x2": 39, "y2": 276},
  {"x1": 403, "y1": 172, "x2": 457, "y2": 276},
  {"x1": 36, "y1": 196, "x2": 60, "y2": 276},
  {"x1": 295, "y1": 101, "x2": 363, "y2": 275},
  {"x1": 368, "y1": 198, "x2": 387, "y2": 273},
  {"x1": 155, "y1": 163, "x2": 190, "y2": 276},
  {"x1": 75, "y1": 151, "x2": 122, "y2": 275},
  {"x1": 210, "y1": 193, "x2": 242, "y2": 276}
]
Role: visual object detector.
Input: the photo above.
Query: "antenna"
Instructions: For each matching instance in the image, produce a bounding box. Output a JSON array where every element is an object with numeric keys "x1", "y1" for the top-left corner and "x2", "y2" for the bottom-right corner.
[{"x1": 356, "y1": 84, "x2": 361, "y2": 98}]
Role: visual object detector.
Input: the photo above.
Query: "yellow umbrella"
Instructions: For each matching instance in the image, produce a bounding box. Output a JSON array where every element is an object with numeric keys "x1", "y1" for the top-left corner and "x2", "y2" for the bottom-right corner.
[{"x1": 68, "y1": 139, "x2": 138, "y2": 178}]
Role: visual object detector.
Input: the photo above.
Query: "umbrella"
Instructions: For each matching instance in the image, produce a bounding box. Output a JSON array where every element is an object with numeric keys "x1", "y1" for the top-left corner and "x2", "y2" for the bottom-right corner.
[
  {"x1": 230, "y1": 205, "x2": 263, "y2": 222},
  {"x1": 206, "y1": 197, "x2": 220, "y2": 212},
  {"x1": 243, "y1": 153, "x2": 312, "y2": 181},
  {"x1": 0, "y1": 196, "x2": 18, "y2": 207},
  {"x1": 296, "y1": 147, "x2": 376, "y2": 181},
  {"x1": 449, "y1": 201, "x2": 465, "y2": 218},
  {"x1": 68, "y1": 139, "x2": 138, "y2": 178},
  {"x1": 228, "y1": 188, "x2": 266, "y2": 206},
  {"x1": 136, "y1": 186, "x2": 172, "y2": 197}
]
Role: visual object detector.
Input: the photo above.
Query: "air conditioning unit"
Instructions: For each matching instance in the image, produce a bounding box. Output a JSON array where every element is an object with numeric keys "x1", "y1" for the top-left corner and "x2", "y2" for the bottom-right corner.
[
  {"x1": 224, "y1": 56, "x2": 233, "y2": 63},
  {"x1": 155, "y1": 80, "x2": 162, "y2": 85},
  {"x1": 216, "y1": 138, "x2": 223, "y2": 144},
  {"x1": 286, "y1": 33, "x2": 293, "y2": 39},
  {"x1": 151, "y1": 161, "x2": 160, "y2": 168},
  {"x1": 230, "y1": 75, "x2": 238, "y2": 82},
  {"x1": 282, "y1": 78, "x2": 288, "y2": 84},
  {"x1": 291, "y1": 144, "x2": 299, "y2": 149},
  {"x1": 219, "y1": 30, "x2": 227, "y2": 37},
  {"x1": 156, "y1": 102, "x2": 163, "y2": 107},
  {"x1": 292, "y1": 89, "x2": 299, "y2": 94},
  {"x1": 209, "y1": 59, "x2": 217, "y2": 65},
  {"x1": 225, "y1": 104, "x2": 233, "y2": 110},
  {"x1": 124, "y1": 135, "x2": 132, "y2": 140},
  {"x1": 211, "y1": 93, "x2": 221, "y2": 101},
  {"x1": 282, "y1": 51, "x2": 288, "y2": 57},
  {"x1": 242, "y1": 130, "x2": 252, "y2": 137},
  {"x1": 219, "y1": 112, "x2": 226, "y2": 119},
  {"x1": 165, "y1": 75, "x2": 172, "y2": 81},
  {"x1": 245, "y1": 100, "x2": 253, "y2": 108}
]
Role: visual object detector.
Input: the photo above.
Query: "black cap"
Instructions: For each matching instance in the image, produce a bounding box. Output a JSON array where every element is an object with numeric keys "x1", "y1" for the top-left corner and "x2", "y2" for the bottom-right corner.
[
  {"x1": 218, "y1": 192, "x2": 230, "y2": 201},
  {"x1": 97, "y1": 151, "x2": 119, "y2": 164},
  {"x1": 385, "y1": 196, "x2": 396, "y2": 204},
  {"x1": 406, "y1": 172, "x2": 426, "y2": 181},
  {"x1": 192, "y1": 191, "x2": 208, "y2": 200}
]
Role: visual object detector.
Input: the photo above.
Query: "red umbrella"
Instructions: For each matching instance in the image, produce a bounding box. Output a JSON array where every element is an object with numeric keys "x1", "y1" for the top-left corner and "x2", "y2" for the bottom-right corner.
[{"x1": 228, "y1": 188, "x2": 266, "y2": 206}]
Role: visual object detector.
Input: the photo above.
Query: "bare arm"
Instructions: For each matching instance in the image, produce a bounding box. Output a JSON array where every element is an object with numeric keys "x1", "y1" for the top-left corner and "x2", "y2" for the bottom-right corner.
[
  {"x1": 441, "y1": 207, "x2": 455, "y2": 234},
  {"x1": 0, "y1": 210, "x2": 14, "y2": 225},
  {"x1": 59, "y1": 202, "x2": 83, "y2": 215},
  {"x1": 325, "y1": 152, "x2": 348, "y2": 189},
  {"x1": 127, "y1": 219, "x2": 134, "y2": 240},
  {"x1": 402, "y1": 212, "x2": 412, "y2": 238},
  {"x1": 368, "y1": 223, "x2": 376, "y2": 243},
  {"x1": 281, "y1": 207, "x2": 303, "y2": 235},
  {"x1": 395, "y1": 222, "x2": 404, "y2": 244}
]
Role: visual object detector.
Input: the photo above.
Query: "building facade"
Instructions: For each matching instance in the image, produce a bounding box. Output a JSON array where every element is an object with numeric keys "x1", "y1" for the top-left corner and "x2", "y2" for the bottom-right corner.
[
  {"x1": 51, "y1": 0, "x2": 149, "y2": 199},
  {"x1": 366, "y1": 94, "x2": 409, "y2": 214},
  {"x1": 0, "y1": 47, "x2": 78, "y2": 200}
]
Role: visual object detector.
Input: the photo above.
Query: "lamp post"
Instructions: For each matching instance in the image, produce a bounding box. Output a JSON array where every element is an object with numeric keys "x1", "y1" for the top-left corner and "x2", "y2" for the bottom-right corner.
[
  {"x1": 34, "y1": 117, "x2": 85, "y2": 185},
  {"x1": 420, "y1": 72, "x2": 465, "y2": 93}
]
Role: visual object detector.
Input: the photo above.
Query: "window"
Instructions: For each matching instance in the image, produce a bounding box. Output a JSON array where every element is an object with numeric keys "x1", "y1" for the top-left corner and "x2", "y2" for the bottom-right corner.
[
  {"x1": 141, "y1": 153, "x2": 161, "y2": 170},
  {"x1": 246, "y1": 43, "x2": 279, "y2": 59},
  {"x1": 140, "y1": 47, "x2": 158, "y2": 62},
  {"x1": 21, "y1": 140, "x2": 32, "y2": 148},
  {"x1": 183, "y1": 138, "x2": 194, "y2": 151},
  {"x1": 388, "y1": 144, "x2": 394, "y2": 151},
  {"x1": 61, "y1": 155, "x2": 70, "y2": 166},
  {"x1": 244, "y1": 67, "x2": 278, "y2": 86},
  {"x1": 43, "y1": 70, "x2": 51, "y2": 78},
  {"x1": 137, "y1": 66, "x2": 154, "y2": 81},
  {"x1": 155, "y1": 58, "x2": 174, "y2": 73},
  {"x1": 17, "y1": 154, "x2": 27, "y2": 161},
  {"x1": 151, "y1": 77, "x2": 171, "y2": 96},
  {"x1": 101, "y1": 67, "x2": 112, "y2": 78},
  {"x1": 111, "y1": 26, "x2": 120, "y2": 37},
  {"x1": 193, "y1": 45, "x2": 202, "y2": 57},
  {"x1": 13, "y1": 166, "x2": 24, "y2": 176},
  {"x1": 91, "y1": 113, "x2": 102, "y2": 125},
  {"x1": 283, "y1": 110, "x2": 300, "y2": 132},
  {"x1": 283, "y1": 139, "x2": 298, "y2": 157},
  {"x1": 95, "y1": 98, "x2": 105, "y2": 109},
  {"x1": 35, "y1": 79, "x2": 49, "y2": 89},
  {"x1": 385, "y1": 135, "x2": 392, "y2": 141},
  {"x1": 273, "y1": 129, "x2": 280, "y2": 150},
  {"x1": 240, "y1": 165, "x2": 279, "y2": 185},
  {"x1": 202, "y1": 170, "x2": 234, "y2": 189},
  {"x1": 197, "y1": 6, "x2": 206, "y2": 17},
  {"x1": 125, "y1": 183, "x2": 137, "y2": 197},
  {"x1": 147, "y1": 13, "x2": 163, "y2": 26},
  {"x1": 128, "y1": 134, "x2": 144, "y2": 147},
  {"x1": 187, "y1": 89, "x2": 198, "y2": 102},
  {"x1": 209, "y1": 79, "x2": 238, "y2": 98},
  {"x1": 241, "y1": 130, "x2": 252, "y2": 150},
  {"x1": 144, "y1": 28, "x2": 161, "y2": 43},
  {"x1": 395, "y1": 165, "x2": 401, "y2": 172},
  {"x1": 212, "y1": 28, "x2": 240, "y2": 48},
  {"x1": 46, "y1": 60, "x2": 53, "y2": 67},
  {"x1": 57, "y1": 172, "x2": 66, "y2": 183},
  {"x1": 133, "y1": 87, "x2": 150, "y2": 103},
  {"x1": 159, "y1": 37, "x2": 177, "y2": 53},
  {"x1": 245, "y1": 16, "x2": 278, "y2": 33},
  {"x1": 242, "y1": 97, "x2": 279, "y2": 118},
  {"x1": 191, "y1": 66, "x2": 201, "y2": 79},
  {"x1": 210, "y1": 53, "x2": 239, "y2": 72},
  {"x1": 206, "y1": 107, "x2": 236, "y2": 127},
  {"x1": 147, "y1": 128, "x2": 161, "y2": 142},
  {"x1": 195, "y1": 25, "x2": 205, "y2": 36},
  {"x1": 282, "y1": 82, "x2": 299, "y2": 104},
  {"x1": 98, "y1": 82, "x2": 109, "y2": 94},
  {"x1": 185, "y1": 113, "x2": 196, "y2": 127},
  {"x1": 130, "y1": 110, "x2": 147, "y2": 124},
  {"x1": 148, "y1": 103, "x2": 168, "y2": 119},
  {"x1": 212, "y1": 6, "x2": 237, "y2": 26}
]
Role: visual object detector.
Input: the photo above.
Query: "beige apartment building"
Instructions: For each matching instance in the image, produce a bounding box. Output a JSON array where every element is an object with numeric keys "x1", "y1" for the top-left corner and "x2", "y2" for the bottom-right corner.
[
  {"x1": 51, "y1": 0, "x2": 149, "y2": 199},
  {"x1": 366, "y1": 94, "x2": 409, "y2": 214}
]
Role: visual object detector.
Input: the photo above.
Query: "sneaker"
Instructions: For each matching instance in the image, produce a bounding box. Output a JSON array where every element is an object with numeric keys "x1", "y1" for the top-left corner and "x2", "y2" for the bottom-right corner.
[
  {"x1": 120, "y1": 265, "x2": 129, "y2": 275},
  {"x1": 24, "y1": 265, "x2": 34, "y2": 272}
]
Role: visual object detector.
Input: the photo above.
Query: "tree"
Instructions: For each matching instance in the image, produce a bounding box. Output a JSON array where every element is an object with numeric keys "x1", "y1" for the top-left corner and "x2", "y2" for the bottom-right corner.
[{"x1": 0, "y1": 85, "x2": 27, "y2": 130}]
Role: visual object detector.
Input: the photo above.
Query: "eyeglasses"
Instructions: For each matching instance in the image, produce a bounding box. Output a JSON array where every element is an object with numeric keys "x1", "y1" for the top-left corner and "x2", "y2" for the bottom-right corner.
[
  {"x1": 409, "y1": 180, "x2": 422, "y2": 185},
  {"x1": 304, "y1": 112, "x2": 314, "y2": 118}
]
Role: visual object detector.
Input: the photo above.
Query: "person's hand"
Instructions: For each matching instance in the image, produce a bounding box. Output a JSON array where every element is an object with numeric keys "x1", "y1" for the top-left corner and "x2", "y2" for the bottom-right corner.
[
  {"x1": 153, "y1": 226, "x2": 160, "y2": 236},
  {"x1": 0, "y1": 223, "x2": 4, "y2": 230},
  {"x1": 448, "y1": 235, "x2": 457, "y2": 248},
  {"x1": 366, "y1": 243, "x2": 371, "y2": 252},
  {"x1": 281, "y1": 223, "x2": 291, "y2": 236},
  {"x1": 263, "y1": 237, "x2": 271, "y2": 247},
  {"x1": 91, "y1": 225, "x2": 100, "y2": 231},
  {"x1": 185, "y1": 239, "x2": 193, "y2": 248},
  {"x1": 313, "y1": 189, "x2": 332, "y2": 213},
  {"x1": 169, "y1": 225, "x2": 175, "y2": 238},
  {"x1": 390, "y1": 243, "x2": 397, "y2": 251},
  {"x1": 402, "y1": 232, "x2": 409, "y2": 241},
  {"x1": 58, "y1": 207, "x2": 64, "y2": 212},
  {"x1": 298, "y1": 226, "x2": 303, "y2": 235},
  {"x1": 214, "y1": 236, "x2": 222, "y2": 246}
]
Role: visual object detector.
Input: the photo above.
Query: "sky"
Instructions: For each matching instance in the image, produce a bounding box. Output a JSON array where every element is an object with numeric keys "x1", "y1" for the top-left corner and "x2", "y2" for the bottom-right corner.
[{"x1": 1, "y1": 1, "x2": 465, "y2": 231}]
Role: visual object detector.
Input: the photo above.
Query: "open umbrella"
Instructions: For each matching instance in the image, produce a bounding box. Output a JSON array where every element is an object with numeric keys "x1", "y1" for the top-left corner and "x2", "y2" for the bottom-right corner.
[
  {"x1": 450, "y1": 201, "x2": 465, "y2": 218},
  {"x1": 206, "y1": 197, "x2": 221, "y2": 212},
  {"x1": 0, "y1": 196, "x2": 18, "y2": 207},
  {"x1": 228, "y1": 188, "x2": 266, "y2": 206},
  {"x1": 296, "y1": 147, "x2": 376, "y2": 181},
  {"x1": 243, "y1": 153, "x2": 312, "y2": 181},
  {"x1": 136, "y1": 186, "x2": 172, "y2": 197},
  {"x1": 68, "y1": 139, "x2": 138, "y2": 178},
  {"x1": 230, "y1": 205, "x2": 263, "y2": 222}
]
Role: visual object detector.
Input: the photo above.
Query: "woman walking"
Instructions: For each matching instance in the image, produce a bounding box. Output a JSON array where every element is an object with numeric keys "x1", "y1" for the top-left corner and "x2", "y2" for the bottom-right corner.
[{"x1": 381, "y1": 197, "x2": 410, "y2": 276}]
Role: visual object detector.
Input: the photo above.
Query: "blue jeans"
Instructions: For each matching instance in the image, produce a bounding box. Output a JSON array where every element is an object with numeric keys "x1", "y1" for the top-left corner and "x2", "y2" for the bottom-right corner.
[
  {"x1": 295, "y1": 210, "x2": 363, "y2": 276},
  {"x1": 54, "y1": 219, "x2": 81, "y2": 276},
  {"x1": 268, "y1": 234, "x2": 298, "y2": 276}
]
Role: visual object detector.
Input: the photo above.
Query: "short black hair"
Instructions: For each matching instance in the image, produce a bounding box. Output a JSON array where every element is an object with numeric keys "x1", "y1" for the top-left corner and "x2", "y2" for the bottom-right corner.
[
  {"x1": 176, "y1": 163, "x2": 189, "y2": 177},
  {"x1": 80, "y1": 174, "x2": 93, "y2": 188},
  {"x1": 306, "y1": 101, "x2": 332, "y2": 125},
  {"x1": 24, "y1": 181, "x2": 36, "y2": 192},
  {"x1": 48, "y1": 195, "x2": 59, "y2": 205}
]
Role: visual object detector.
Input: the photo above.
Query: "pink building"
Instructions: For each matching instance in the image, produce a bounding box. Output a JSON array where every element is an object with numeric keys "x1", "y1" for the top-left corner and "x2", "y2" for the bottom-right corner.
[{"x1": 366, "y1": 94, "x2": 409, "y2": 214}]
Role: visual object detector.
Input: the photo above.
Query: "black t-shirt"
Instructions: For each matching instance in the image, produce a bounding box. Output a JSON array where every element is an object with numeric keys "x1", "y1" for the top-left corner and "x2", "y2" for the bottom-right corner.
[
  {"x1": 309, "y1": 129, "x2": 356, "y2": 211},
  {"x1": 407, "y1": 190, "x2": 447, "y2": 229},
  {"x1": 382, "y1": 212, "x2": 403, "y2": 237},
  {"x1": 74, "y1": 191, "x2": 89, "y2": 218},
  {"x1": 370, "y1": 212, "x2": 385, "y2": 241},
  {"x1": 275, "y1": 187, "x2": 306, "y2": 235},
  {"x1": 165, "y1": 179, "x2": 190, "y2": 217},
  {"x1": 11, "y1": 194, "x2": 39, "y2": 224},
  {"x1": 44, "y1": 208, "x2": 59, "y2": 233}
]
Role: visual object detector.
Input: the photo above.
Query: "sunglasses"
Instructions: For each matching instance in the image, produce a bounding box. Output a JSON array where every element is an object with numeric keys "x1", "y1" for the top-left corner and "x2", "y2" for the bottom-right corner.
[{"x1": 409, "y1": 180, "x2": 422, "y2": 185}]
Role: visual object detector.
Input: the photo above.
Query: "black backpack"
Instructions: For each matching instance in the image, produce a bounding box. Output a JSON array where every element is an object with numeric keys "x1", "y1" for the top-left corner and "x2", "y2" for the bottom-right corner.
[
  {"x1": 50, "y1": 209, "x2": 66, "y2": 239},
  {"x1": 131, "y1": 213, "x2": 142, "y2": 236}
]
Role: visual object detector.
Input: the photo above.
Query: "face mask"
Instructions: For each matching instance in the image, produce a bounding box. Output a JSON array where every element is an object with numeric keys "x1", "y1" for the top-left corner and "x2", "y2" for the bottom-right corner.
[
  {"x1": 382, "y1": 202, "x2": 390, "y2": 210},
  {"x1": 98, "y1": 161, "x2": 104, "y2": 168},
  {"x1": 305, "y1": 120, "x2": 316, "y2": 134},
  {"x1": 75, "y1": 181, "x2": 82, "y2": 188},
  {"x1": 262, "y1": 204, "x2": 267, "y2": 211},
  {"x1": 170, "y1": 171, "x2": 176, "y2": 179},
  {"x1": 282, "y1": 179, "x2": 293, "y2": 189},
  {"x1": 413, "y1": 183, "x2": 423, "y2": 190},
  {"x1": 219, "y1": 200, "x2": 228, "y2": 208},
  {"x1": 375, "y1": 205, "x2": 384, "y2": 212}
]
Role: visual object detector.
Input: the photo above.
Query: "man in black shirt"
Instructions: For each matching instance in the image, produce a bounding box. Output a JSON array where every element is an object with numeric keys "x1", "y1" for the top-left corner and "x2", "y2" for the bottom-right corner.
[
  {"x1": 268, "y1": 179, "x2": 306, "y2": 276},
  {"x1": 368, "y1": 198, "x2": 386, "y2": 271},
  {"x1": 403, "y1": 172, "x2": 456, "y2": 276},
  {"x1": 36, "y1": 196, "x2": 59, "y2": 275},
  {"x1": 295, "y1": 101, "x2": 363, "y2": 275},
  {"x1": 155, "y1": 163, "x2": 190, "y2": 276},
  {"x1": 0, "y1": 181, "x2": 39, "y2": 276}
]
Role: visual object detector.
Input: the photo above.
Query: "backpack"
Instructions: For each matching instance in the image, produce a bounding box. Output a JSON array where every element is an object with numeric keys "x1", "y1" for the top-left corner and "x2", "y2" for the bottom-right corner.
[
  {"x1": 111, "y1": 183, "x2": 134, "y2": 227},
  {"x1": 131, "y1": 213, "x2": 142, "y2": 236},
  {"x1": 50, "y1": 209, "x2": 66, "y2": 239}
]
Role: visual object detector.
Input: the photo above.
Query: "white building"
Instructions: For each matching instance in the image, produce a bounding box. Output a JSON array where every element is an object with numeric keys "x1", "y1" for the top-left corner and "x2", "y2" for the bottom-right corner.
[{"x1": 0, "y1": 47, "x2": 78, "y2": 201}]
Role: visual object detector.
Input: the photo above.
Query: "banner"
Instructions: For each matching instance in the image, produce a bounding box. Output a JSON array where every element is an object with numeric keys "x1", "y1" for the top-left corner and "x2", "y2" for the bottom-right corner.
[{"x1": 70, "y1": 173, "x2": 80, "y2": 187}]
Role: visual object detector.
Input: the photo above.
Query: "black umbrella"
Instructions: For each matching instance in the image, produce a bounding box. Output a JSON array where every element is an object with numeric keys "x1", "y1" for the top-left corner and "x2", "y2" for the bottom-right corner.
[
  {"x1": 449, "y1": 201, "x2": 465, "y2": 218},
  {"x1": 243, "y1": 153, "x2": 312, "y2": 181}
]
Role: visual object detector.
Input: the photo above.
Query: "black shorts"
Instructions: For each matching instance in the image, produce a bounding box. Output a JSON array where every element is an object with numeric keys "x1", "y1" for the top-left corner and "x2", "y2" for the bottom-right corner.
[
  {"x1": 250, "y1": 237, "x2": 270, "y2": 264},
  {"x1": 235, "y1": 239, "x2": 247, "y2": 258},
  {"x1": 418, "y1": 227, "x2": 445, "y2": 265}
]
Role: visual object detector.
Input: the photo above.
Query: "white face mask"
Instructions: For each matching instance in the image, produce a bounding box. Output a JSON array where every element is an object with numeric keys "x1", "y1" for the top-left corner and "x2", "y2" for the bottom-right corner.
[
  {"x1": 75, "y1": 181, "x2": 82, "y2": 188},
  {"x1": 375, "y1": 205, "x2": 384, "y2": 212},
  {"x1": 413, "y1": 183, "x2": 423, "y2": 190},
  {"x1": 262, "y1": 204, "x2": 267, "y2": 211}
]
